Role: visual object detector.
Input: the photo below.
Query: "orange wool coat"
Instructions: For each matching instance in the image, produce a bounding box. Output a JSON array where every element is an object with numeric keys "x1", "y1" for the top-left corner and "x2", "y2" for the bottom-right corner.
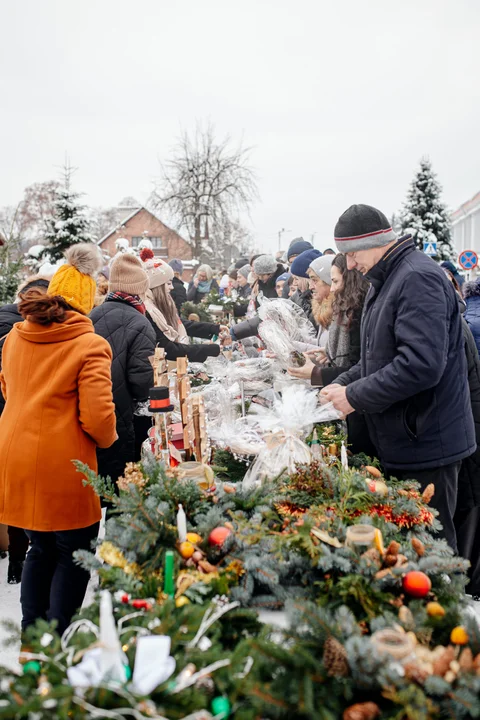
[{"x1": 0, "y1": 312, "x2": 117, "y2": 532}]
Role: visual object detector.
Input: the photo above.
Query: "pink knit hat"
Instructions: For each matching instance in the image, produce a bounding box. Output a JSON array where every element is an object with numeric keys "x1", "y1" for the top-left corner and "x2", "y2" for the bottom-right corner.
[{"x1": 147, "y1": 260, "x2": 174, "y2": 289}]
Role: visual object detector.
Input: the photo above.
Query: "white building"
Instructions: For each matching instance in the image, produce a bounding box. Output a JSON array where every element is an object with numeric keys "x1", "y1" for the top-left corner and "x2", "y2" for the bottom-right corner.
[{"x1": 451, "y1": 191, "x2": 480, "y2": 255}]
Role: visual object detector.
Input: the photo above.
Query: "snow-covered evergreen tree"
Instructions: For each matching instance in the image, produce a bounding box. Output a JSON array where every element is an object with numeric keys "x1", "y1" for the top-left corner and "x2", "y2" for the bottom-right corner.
[
  {"x1": 400, "y1": 157, "x2": 453, "y2": 261},
  {"x1": 43, "y1": 167, "x2": 94, "y2": 263},
  {"x1": 0, "y1": 242, "x2": 23, "y2": 304}
]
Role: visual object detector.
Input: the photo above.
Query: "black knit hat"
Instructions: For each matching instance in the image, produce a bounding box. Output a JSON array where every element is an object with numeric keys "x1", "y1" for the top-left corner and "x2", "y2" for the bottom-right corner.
[{"x1": 334, "y1": 204, "x2": 397, "y2": 253}]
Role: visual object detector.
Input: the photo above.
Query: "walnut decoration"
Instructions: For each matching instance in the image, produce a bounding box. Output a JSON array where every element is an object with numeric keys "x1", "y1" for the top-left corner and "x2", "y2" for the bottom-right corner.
[{"x1": 117, "y1": 462, "x2": 147, "y2": 492}]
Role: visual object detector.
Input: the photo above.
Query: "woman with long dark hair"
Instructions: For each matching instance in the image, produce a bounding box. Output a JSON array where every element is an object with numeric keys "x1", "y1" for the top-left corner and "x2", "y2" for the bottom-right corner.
[
  {"x1": 145, "y1": 261, "x2": 226, "y2": 362},
  {"x1": 288, "y1": 253, "x2": 373, "y2": 454}
]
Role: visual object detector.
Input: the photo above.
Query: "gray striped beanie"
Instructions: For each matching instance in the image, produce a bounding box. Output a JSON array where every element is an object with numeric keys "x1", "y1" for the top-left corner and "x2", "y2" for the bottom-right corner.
[{"x1": 334, "y1": 204, "x2": 397, "y2": 253}]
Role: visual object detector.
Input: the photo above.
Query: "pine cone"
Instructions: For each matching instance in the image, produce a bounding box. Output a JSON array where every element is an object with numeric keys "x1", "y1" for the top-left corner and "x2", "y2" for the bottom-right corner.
[
  {"x1": 422, "y1": 483, "x2": 435, "y2": 503},
  {"x1": 343, "y1": 702, "x2": 380, "y2": 720},
  {"x1": 411, "y1": 537, "x2": 425, "y2": 556},
  {"x1": 383, "y1": 553, "x2": 398, "y2": 567},
  {"x1": 386, "y1": 540, "x2": 400, "y2": 556},
  {"x1": 323, "y1": 635, "x2": 349, "y2": 677}
]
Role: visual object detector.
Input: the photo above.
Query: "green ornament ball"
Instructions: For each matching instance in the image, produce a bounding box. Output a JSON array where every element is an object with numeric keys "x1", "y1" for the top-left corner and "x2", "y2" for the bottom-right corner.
[
  {"x1": 124, "y1": 664, "x2": 132, "y2": 681},
  {"x1": 211, "y1": 696, "x2": 231, "y2": 718},
  {"x1": 23, "y1": 660, "x2": 41, "y2": 675}
]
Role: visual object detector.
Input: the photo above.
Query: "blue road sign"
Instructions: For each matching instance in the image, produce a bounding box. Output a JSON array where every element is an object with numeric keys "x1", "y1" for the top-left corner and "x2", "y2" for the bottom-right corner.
[
  {"x1": 459, "y1": 250, "x2": 479, "y2": 270},
  {"x1": 424, "y1": 241, "x2": 437, "y2": 256}
]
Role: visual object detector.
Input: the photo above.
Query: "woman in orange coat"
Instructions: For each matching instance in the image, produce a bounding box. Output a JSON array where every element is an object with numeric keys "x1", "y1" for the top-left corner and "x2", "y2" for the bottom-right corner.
[{"x1": 0, "y1": 244, "x2": 117, "y2": 634}]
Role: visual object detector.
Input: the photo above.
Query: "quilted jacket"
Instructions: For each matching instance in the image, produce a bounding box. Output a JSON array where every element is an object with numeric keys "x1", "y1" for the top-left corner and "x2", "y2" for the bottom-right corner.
[{"x1": 90, "y1": 298, "x2": 155, "y2": 483}]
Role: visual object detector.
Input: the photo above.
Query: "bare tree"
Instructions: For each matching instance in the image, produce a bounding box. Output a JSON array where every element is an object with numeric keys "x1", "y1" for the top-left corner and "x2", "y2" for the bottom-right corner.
[
  {"x1": 0, "y1": 180, "x2": 59, "y2": 251},
  {"x1": 151, "y1": 123, "x2": 258, "y2": 260},
  {"x1": 89, "y1": 206, "x2": 120, "y2": 242}
]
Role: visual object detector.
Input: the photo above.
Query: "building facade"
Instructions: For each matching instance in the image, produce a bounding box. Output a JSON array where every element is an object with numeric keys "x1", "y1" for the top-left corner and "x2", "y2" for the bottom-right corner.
[
  {"x1": 451, "y1": 191, "x2": 480, "y2": 257},
  {"x1": 98, "y1": 201, "x2": 197, "y2": 281}
]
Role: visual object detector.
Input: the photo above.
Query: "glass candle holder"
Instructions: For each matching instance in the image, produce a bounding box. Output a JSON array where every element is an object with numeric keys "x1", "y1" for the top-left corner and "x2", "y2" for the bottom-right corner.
[
  {"x1": 345, "y1": 524, "x2": 376, "y2": 550},
  {"x1": 177, "y1": 461, "x2": 212, "y2": 489}
]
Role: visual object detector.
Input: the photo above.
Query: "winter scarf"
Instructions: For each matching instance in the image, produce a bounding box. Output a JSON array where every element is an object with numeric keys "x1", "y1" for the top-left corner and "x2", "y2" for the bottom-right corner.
[
  {"x1": 145, "y1": 291, "x2": 188, "y2": 343},
  {"x1": 198, "y1": 279, "x2": 213, "y2": 294},
  {"x1": 325, "y1": 315, "x2": 351, "y2": 368},
  {"x1": 106, "y1": 291, "x2": 146, "y2": 315}
]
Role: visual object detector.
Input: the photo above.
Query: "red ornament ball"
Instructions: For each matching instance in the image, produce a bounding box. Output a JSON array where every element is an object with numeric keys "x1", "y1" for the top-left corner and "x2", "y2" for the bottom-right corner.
[
  {"x1": 402, "y1": 570, "x2": 432, "y2": 598},
  {"x1": 208, "y1": 526, "x2": 232, "y2": 547}
]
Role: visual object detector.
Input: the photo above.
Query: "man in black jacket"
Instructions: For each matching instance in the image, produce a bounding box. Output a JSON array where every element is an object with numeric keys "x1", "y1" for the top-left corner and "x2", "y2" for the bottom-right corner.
[
  {"x1": 90, "y1": 254, "x2": 156, "y2": 486},
  {"x1": 169, "y1": 259, "x2": 187, "y2": 313},
  {"x1": 322, "y1": 204, "x2": 475, "y2": 551}
]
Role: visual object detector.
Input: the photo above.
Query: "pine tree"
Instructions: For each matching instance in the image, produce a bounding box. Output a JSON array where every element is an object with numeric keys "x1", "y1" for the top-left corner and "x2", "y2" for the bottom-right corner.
[
  {"x1": 43, "y1": 165, "x2": 94, "y2": 263},
  {"x1": 400, "y1": 157, "x2": 453, "y2": 261},
  {"x1": 0, "y1": 243, "x2": 23, "y2": 304}
]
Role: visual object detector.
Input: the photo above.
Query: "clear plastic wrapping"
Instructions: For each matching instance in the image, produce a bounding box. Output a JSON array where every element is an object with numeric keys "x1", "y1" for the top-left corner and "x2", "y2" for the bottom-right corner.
[
  {"x1": 242, "y1": 386, "x2": 343, "y2": 486},
  {"x1": 257, "y1": 299, "x2": 317, "y2": 369}
]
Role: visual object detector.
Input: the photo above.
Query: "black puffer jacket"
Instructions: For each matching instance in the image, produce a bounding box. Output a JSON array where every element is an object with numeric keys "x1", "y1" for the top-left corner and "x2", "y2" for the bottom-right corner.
[
  {"x1": 90, "y1": 298, "x2": 156, "y2": 482},
  {"x1": 0, "y1": 304, "x2": 22, "y2": 415},
  {"x1": 146, "y1": 313, "x2": 221, "y2": 362},
  {"x1": 170, "y1": 276, "x2": 187, "y2": 313}
]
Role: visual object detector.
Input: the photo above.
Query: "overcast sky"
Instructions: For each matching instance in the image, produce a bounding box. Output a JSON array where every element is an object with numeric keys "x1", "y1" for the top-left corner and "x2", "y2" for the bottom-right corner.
[{"x1": 1, "y1": 0, "x2": 479, "y2": 254}]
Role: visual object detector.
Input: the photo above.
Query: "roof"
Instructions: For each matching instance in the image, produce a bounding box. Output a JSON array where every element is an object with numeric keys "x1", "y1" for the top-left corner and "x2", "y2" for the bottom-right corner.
[
  {"x1": 97, "y1": 207, "x2": 143, "y2": 245},
  {"x1": 97, "y1": 205, "x2": 188, "y2": 249},
  {"x1": 451, "y1": 191, "x2": 480, "y2": 221}
]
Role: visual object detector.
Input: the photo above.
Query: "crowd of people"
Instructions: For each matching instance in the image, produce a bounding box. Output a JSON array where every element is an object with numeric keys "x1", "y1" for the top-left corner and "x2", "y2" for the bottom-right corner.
[{"x1": 1, "y1": 202, "x2": 480, "y2": 639}]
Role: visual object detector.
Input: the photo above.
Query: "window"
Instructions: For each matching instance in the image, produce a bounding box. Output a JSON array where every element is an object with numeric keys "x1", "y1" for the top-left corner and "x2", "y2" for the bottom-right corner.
[{"x1": 131, "y1": 236, "x2": 164, "y2": 248}]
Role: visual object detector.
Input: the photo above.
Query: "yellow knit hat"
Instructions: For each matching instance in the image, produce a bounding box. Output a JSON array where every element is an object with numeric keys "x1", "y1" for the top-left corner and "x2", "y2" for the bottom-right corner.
[{"x1": 48, "y1": 243, "x2": 103, "y2": 315}]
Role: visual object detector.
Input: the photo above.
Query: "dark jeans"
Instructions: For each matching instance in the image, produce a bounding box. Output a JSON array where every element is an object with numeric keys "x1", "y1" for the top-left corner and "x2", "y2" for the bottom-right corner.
[
  {"x1": 21, "y1": 522, "x2": 99, "y2": 634},
  {"x1": 8, "y1": 525, "x2": 29, "y2": 562},
  {"x1": 388, "y1": 461, "x2": 460, "y2": 553}
]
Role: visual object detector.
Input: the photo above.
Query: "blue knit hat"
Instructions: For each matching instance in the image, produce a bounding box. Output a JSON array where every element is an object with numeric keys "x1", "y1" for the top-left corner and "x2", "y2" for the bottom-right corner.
[
  {"x1": 169, "y1": 258, "x2": 183, "y2": 274},
  {"x1": 290, "y1": 249, "x2": 322, "y2": 278},
  {"x1": 276, "y1": 272, "x2": 290, "y2": 284},
  {"x1": 287, "y1": 238, "x2": 313, "y2": 261}
]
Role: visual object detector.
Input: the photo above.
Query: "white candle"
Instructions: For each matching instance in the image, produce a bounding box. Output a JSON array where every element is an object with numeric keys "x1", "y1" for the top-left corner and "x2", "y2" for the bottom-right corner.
[
  {"x1": 177, "y1": 504, "x2": 187, "y2": 542},
  {"x1": 341, "y1": 441, "x2": 348, "y2": 471}
]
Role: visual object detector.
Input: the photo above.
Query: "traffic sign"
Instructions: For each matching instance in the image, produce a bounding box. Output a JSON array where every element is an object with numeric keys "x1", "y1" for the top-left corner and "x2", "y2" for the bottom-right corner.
[
  {"x1": 424, "y1": 241, "x2": 437, "y2": 256},
  {"x1": 458, "y1": 250, "x2": 478, "y2": 270}
]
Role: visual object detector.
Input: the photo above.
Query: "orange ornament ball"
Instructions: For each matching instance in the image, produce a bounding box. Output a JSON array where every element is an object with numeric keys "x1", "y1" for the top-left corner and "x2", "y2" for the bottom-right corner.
[
  {"x1": 208, "y1": 526, "x2": 232, "y2": 547},
  {"x1": 450, "y1": 626, "x2": 469, "y2": 645},
  {"x1": 179, "y1": 541, "x2": 195, "y2": 559},
  {"x1": 402, "y1": 570, "x2": 431, "y2": 598}
]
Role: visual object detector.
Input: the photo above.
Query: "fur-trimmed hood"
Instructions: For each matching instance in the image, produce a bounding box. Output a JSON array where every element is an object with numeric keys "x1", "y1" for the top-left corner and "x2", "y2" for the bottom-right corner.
[{"x1": 464, "y1": 281, "x2": 480, "y2": 299}]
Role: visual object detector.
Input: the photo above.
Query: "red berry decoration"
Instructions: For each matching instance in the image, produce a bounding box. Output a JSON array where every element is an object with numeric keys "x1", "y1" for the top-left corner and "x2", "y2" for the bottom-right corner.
[
  {"x1": 402, "y1": 570, "x2": 431, "y2": 598},
  {"x1": 121, "y1": 593, "x2": 130, "y2": 604},
  {"x1": 132, "y1": 599, "x2": 152, "y2": 611},
  {"x1": 208, "y1": 526, "x2": 232, "y2": 547}
]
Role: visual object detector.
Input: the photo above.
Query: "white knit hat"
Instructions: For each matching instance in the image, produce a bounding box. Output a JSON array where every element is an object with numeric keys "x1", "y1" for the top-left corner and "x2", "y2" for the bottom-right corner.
[{"x1": 309, "y1": 255, "x2": 334, "y2": 285}]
